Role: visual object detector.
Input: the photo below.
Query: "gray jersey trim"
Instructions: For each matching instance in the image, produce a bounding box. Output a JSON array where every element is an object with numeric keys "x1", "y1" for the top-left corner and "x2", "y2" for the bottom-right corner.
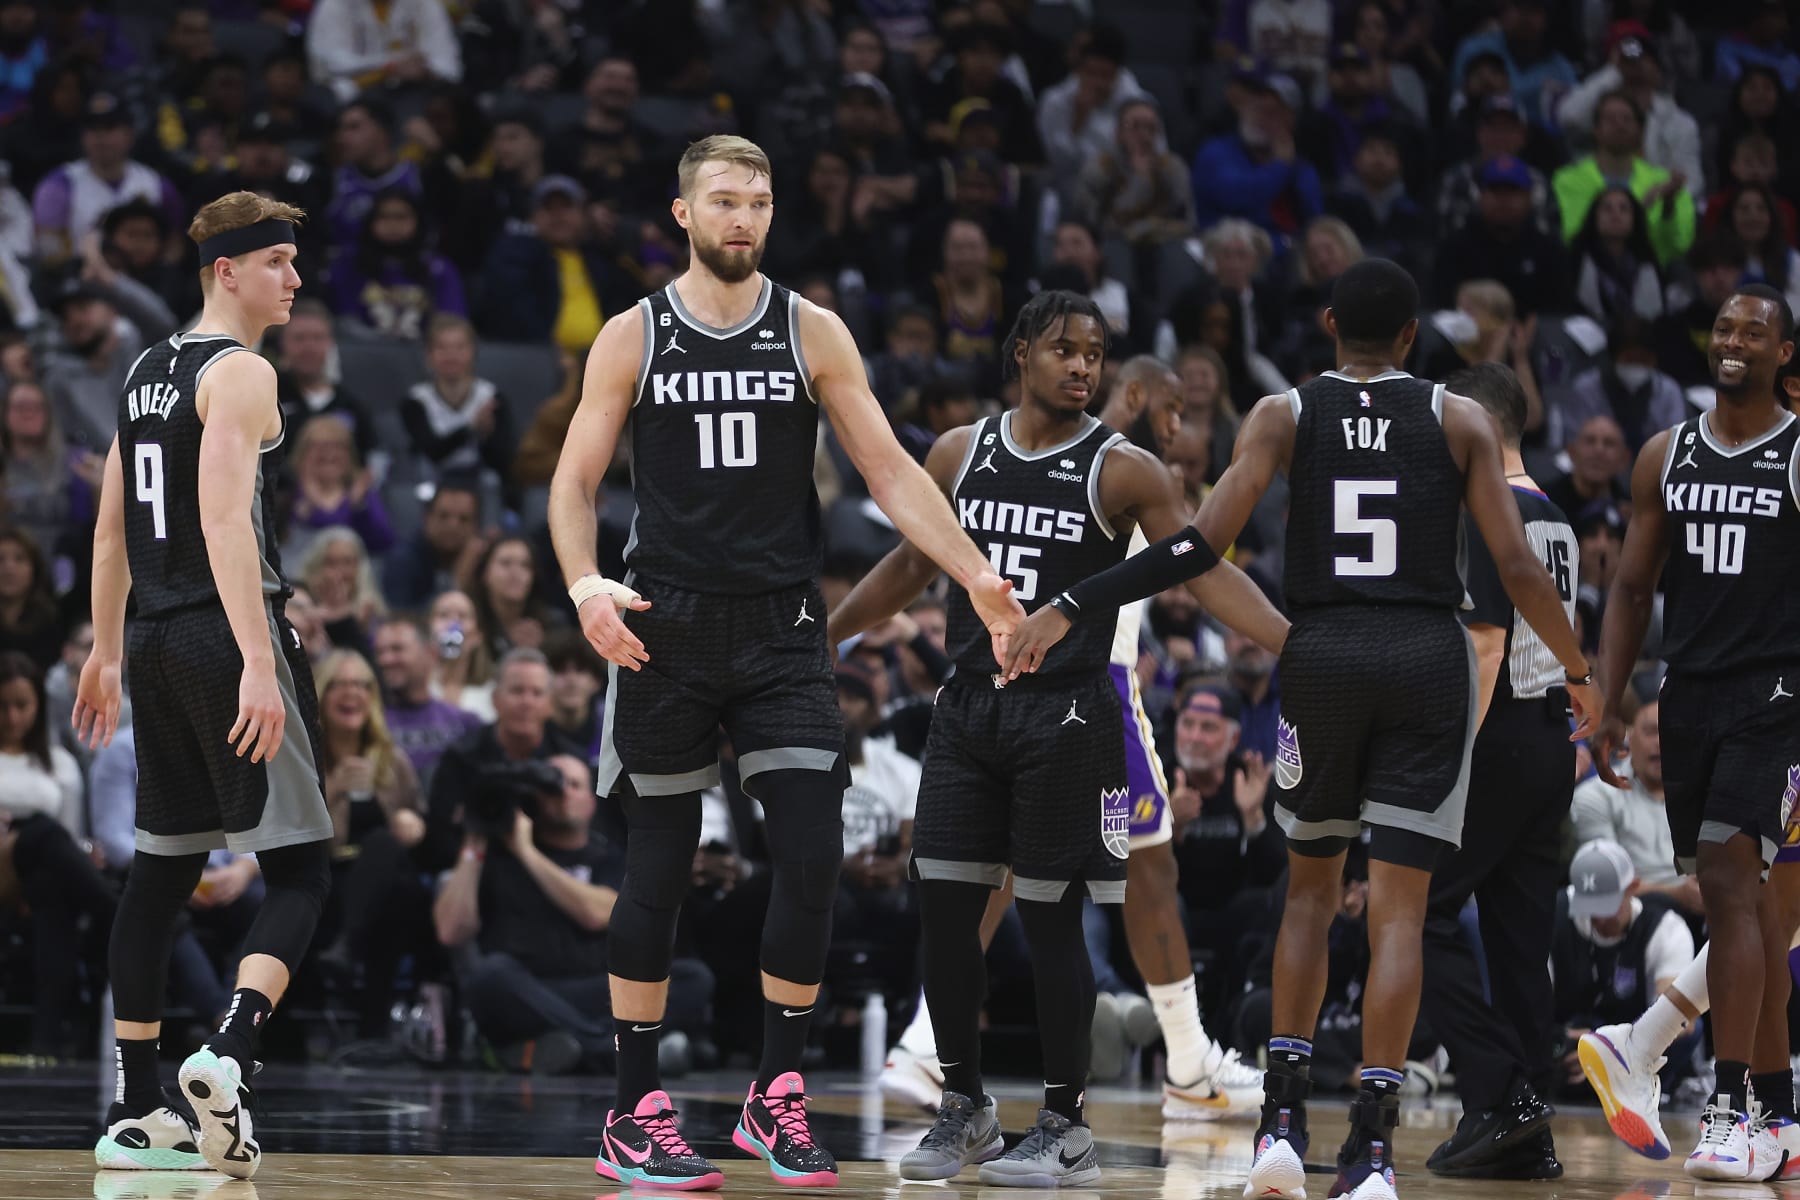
[
  {"x1": 1287, "y1": 388, "x2": 1303, "y2": 420},
  {"x1": 1087, "y1": 432, "x2": 1127, "y2": 541},
  {"x1": 911, "y1": 857, "x2": 1009, "y2": 888},
  {"x1": 1430, "y1": 382, "x2": 1446, "y2": 424},
  {"x1": 248, "y1": 459, "x2": 283, "y2": 595},
  {"x1": 1790, "y1": 434, "x2": 1800, "y2": 511},
  {"x1": 1272, "y1": 806, "x2": 1362, "y2": 843},
  {"x1": 631, "y1": 764, "x2": 723, "y2": 797},
  {"x1": 1322, "y1": 369, "x2": 1412, "y2": 384},
  {"x1": 949, "y1": 417, "x2": 987, "y2": 500},
  {"x1": 664, "y1": 277, "x2": 773, "y2": 340},
  {"x1": 1700, "y1": 819, "x2": 1778, "y2": 869},
  {"x1": 787, "y1": 289, "x2": 817, "y2": 404},
  {"x1": 1660, "y1": 422, "x2": 1687, "y2": 486},
  {"x1": 1697, "y1": 408, "x2": 1795, "y2": 458},
  {"x1": 124, "y1": 342, "x2": 161, "y2": 384},
  {"x1": 998, "y1": 410, "x2": 1096, "y2": 461},
  {"x1": 595, "y1": 660, "x2": 624, "y2": 797},
  {"x1": 631, "y1": 296, "x2": 655, "y2": 407}
]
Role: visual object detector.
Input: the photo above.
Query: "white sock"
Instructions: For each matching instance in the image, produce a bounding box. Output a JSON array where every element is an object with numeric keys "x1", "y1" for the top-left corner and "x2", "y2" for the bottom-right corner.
[
  {"x1": 898, "y1": 988, "x2": 936, "y2": 1058},
  {"x1": 1666, "y1": 944, "x2": 1712, "y2": 1018},
  {"x1": 1146, "y1": 975, "x2": 1208, "y2": 1085},
  {"x1": 1634, "y1": 994, "x2": 1693, "y2": 1062}
]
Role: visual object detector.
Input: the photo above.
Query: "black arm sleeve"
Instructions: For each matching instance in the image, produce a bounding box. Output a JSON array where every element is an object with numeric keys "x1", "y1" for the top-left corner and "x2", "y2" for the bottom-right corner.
[
  {"x1": 1458, "y1": 512, "x2": 1513, "y2": 628},
  {"x1": 1061, "y1": 524, "x2": 1222, "y2": 618}
]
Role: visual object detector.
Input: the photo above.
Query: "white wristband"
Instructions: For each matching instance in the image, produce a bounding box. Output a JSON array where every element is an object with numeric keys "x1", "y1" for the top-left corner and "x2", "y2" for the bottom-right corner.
[{"x1": 569, "y1": 573, "x2": 640, "y2": 612}]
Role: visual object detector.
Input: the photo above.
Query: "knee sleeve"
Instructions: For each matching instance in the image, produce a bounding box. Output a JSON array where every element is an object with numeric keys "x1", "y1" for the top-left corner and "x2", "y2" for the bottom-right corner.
[
  {"x1": 759, "y1": 769, "x2": 846, "y2": 986},
  {"x1": 241, "y1": 838, "x2": 332, "y2": 972},
  {"x1": 110, "y1": 850, "x2": 209, "y2": 1023},
  {"x1": 610, "y1": 791, "x2": 703, "y2": 982}
]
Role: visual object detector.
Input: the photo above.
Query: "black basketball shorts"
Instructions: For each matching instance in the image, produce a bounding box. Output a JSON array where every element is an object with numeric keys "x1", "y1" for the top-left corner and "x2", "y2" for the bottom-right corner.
[
  {"x1": 1273, "y1": 605, "x2": 1477, "y2": 864},
  {"x1": 910, "y1": 672, "x2": 1129, "y2": 903},
  {"x1": 595, "y1": 577, "x2": 846, "y2": 800},
  {"x1": 130, "y1": 602, "x2": 332, "y2": 856},
  {"x1": 1659, "y1": 664, "x2": 1800, "y2": 874}
]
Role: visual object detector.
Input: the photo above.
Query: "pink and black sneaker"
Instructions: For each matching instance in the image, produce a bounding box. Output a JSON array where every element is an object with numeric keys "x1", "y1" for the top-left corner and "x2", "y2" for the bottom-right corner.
[
  {"x1": 733, "y1": 1071, "x2": 839, "y2": 1187},
  {"x1": 595, "y1": 1091, "x2": 724, "y2": 1190}
]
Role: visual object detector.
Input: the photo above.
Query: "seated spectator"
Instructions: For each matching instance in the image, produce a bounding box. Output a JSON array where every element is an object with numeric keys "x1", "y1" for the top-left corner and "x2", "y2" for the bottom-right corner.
[
  {"x1": 1168, "y1": 682, "x2": 1285, "y2": 1019},
  {"x1": 1436, "y1": 157, "x2": 1571, "y2": 317},
  {"x1": 827, "y1": 70, "x2": 917, "y2": 236},
  {"x1": 1556, "y1": 33, "x2": 1701, "y2": 196},
  {"x1": 41, "y1": 280, "x2": 151, "y2": 453},
  {"x1": 1037, "y1": 24, "x2": 1144, "y2": 205},
  {"x1": 299, "y1": 526, "x2": 386, "y2": 655},
  {"x1": 1448, "y1": 0, "x2": 1576, "y2": 130},
  {"x1": 897, "y1": 377, "x2": 979, "y2": 465},
  {"x1": 383, "y1": 477, "x2": 484, "y2": 612},
  {"x1": 313, "y1": 648, "x2": 430, "y2": 1036},
  {"x1": 513, "y1": 352, "x2": 583, "y2": 489},
  {"x1": 1721, "y1": 184, "x2": 1800, "y2": 316},
  {"x1": 1653, "y1": 232, "x2": 1749, "y2": 389},
  {"x1": 1278, "y1": 216, "x2": 1363, "y2": 366},
  {"x1": 427, "y1": 588, "x2": 496, "y2": 723},
  {"x1": 375, "y1": 615, "x2": 482, "y2": 785},
  {"x1": 1192, "y1": 217, "x2": 1280, "y2": 363},
  {"x1": 5, "y1": 59, "x2": 83, "y2": 200},
  {"x1": 446, "y1": 105, "x2": 544, "y2": 274},
  {"x1": 1190, "y1": 69, "x2": 1321, "y2": 249},
  {"x1": 1168, "y1": 284, "x2": 1288, "y2": 414},
  {"x1": 31, "y1": 92, "x2": 182, "y2": 264},
  {"x1": 1047, "y1": 219, "x2": 1153, "y2": 356},
  {"x1": 219, "y1": 112, "x2": 327, "y2": 264},
  {"x1": 1325, "y1": 123, "x2": 1427, "y2": 279},
  {"x1": 1572, "y1": 500, "x2": 1626, "y2": 649},
  {"x1": 1552, "y1": 91, "x2": 1694, "y2": 265},
  {"x1": 323, "y1": 97, "x2": 424, "y2": 254},
  {"x1": 469, "y1": 535, "x2": 556, "y2": 659},
  {"x1": 759, "y1": 146, "x2": 870, "y2": 289},
  {"x1": 1435, "y1": 95, "x2": 1560, "y2": 241},
  {"x1": 1419, "y1": 280, "x2": 1546, "y2": 437},
  {"x1": 423, "y1": 646, "x2": 554, "y2": 872},
  {"x1": 1299, "y1": 43, "x2": 1414, "y2": 186},
  {"x1": 1222, "y1": 627, "x2": 1281, "y2": 761},
  {"x1": 3, "y1": 378, "x2": 97, "y2": 561},
  {"x1": 929, "y1": 217, "x2": 1012, "y2": 396},
  {"x1": 325, "y1": 187, "x2": 467, "y2": 340},
  {"x1": 1175, "y1": 345, "x2": 1240, "y2": 485},
  {"x1": 0, "y1": 524, "x2": 64, "y2": 671},
  {"x1": 1711, "y1": 0, "x2": 1799, "y2": 93},
  {"x1": 0, "y1": 650, "x2": 115, "y2": 1054},
  {"x1": 257, "y1": 46, "x2": 334, "y2": 149},
  {"x1": 921, "y1": 21, "x2": 1040, "y2": 161},
  {"x1": 1548, "y1": 319, "x2": 1685, "y2": 453},
  {"x1": 305, "y1": 0, "x2": 461, "y2": 104},
  {"x1": 1552, "y1": 839, "x2": 1698, "y2": 1096},
  {"x1": 435, "y1": 751, "x2": 710, "y2": 1075},
  {"x1": 1346, "y1": 0, "x2": 1430, "y2": 125},
  {"x1": 1072, "y1": 98, "x2": 1194, "y2": 251},
  {"x1": 1570, "y1": 698, "x2": 1697, "y2": 915},
  {"x1": 1704, "y1": 133, "x2": 1796, "y2": 249},
  {"x1": 1546, "y1": 414, "x2": 1631, "y2": 526},
  {"x1": 402, "y1": 314, "x2": 517, "y2": 488},
  {"x1": 275, "y1": 299, "x2": 378, "y2": 465},
  {"x1": 93, "y1": 199, "x2": 200, "y2": 322},
  {"x1": 478, "y1": 175, "x2": 619, "y2": 354},
  {"x1": 544, "y1": 629, "x2": 604, "y2": 765},
  {"x1": 864, "y1": 306, "x2": 956, "y2": 414},
  {"x1": 0, "y1": 0, "x2": 46, "y2": 126},
  {"x1": 1570, "y1": 185, "x2": 1665, "y2": 326},
  {"x1": 1229, "y1": 0, "x2": 1331, "y2": 93},
  {"x1": 1712, "y1": 68, "x2": 1800, "y2": 205},
  {"x1": 283, "y1": 415, "x2": 393, "y2": 565}
]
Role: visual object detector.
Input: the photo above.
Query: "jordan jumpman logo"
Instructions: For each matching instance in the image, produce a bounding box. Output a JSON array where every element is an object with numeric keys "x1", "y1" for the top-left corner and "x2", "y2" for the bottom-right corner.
[
  {"x1": 975, "y1": 449, "x2": 999, "y2": 474},
  {"x1": 1676, "y1": 448, "x2": 1698, "y2": 470},
  {"x1": 794, "y1": 599, "x2": 813, "y2": 626},
  {"x1": 1775, "y1": 676, "x2": 1794, "y2": 702},
  {"x1": 664, "y1": 331, "x2": 686, "y2": 354},
  {"x1": 1062, "y1": 701, "x2": 1085, "y2": 726}
]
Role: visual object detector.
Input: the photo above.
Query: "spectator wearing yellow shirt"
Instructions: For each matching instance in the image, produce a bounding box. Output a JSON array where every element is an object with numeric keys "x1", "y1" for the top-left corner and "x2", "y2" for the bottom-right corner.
[
  {"x1": 1552, "y1": 90, "x2": 1694, "y2": 265},
  {"x1": 477, "y1": 175, "x2": 623, "y2": 354}
]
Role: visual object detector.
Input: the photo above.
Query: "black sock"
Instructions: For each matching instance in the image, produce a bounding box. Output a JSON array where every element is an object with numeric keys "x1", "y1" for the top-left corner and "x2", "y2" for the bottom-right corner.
[
  {"x1": 1341, "y1": 1067, "x2": 1404, "y2": 1163},
  {"x1": 614, "y1": 1020, "x2": 663, "y2": 1116},
  {"x1": 1718, "y1": 1060, "x2": 1752, "y2": 1114},
  {"x1": 758, "y1": 999, "x2": 814, "y2": 1093},
  {"x1": 920, "y1": 880, "x2": 992, "y2": 1104},
  {"x1": 1268, "y1": 1035, "x2": 1314, "y2": 1073},
  {"x1": 115, "y1": 1037, "x2": 162, "y2": 1114},
  {"x1": 207, "y1": 988, "x2": 272, "y2": 1064},
  {"x1": 1753, "y1": 1069, "x2": 1795, "y2": 1120},
  {"x1": 1016, "y1": 891, "x2": 1094, "y2": 1125}
]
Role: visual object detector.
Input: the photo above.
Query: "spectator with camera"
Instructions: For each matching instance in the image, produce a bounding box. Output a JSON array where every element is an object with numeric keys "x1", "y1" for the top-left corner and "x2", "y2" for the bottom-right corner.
[{"x1": 434, "y1": 753, "x2": 712, "y2": 1075}]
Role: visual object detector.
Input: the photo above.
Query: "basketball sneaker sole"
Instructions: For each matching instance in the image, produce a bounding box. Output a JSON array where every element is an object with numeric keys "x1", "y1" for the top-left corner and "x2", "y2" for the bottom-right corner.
[
  {"x1": 1244, "y1": 1137, "x2": 1307, "y2": 1200},
  {"x1": 178, "y1": 1050, "x2": 260, "y2": 1180},
  {"x1": 1577, "y1": 1033, "x2": 1670, "y2": 1160}
]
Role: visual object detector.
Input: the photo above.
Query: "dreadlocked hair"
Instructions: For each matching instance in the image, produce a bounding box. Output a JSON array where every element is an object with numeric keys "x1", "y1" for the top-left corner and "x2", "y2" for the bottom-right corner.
[{"x1": 1004, "y1": 289, "x2": 1108, "y2": 379}]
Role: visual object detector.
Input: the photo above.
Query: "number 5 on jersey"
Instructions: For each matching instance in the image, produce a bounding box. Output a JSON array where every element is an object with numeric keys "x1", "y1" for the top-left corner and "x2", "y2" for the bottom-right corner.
[
  {"x1": 135, "y1": 443, "x2": 167, "y2": 540},
  {"x1": 985, "y1": 542, "x2": 1039, "y2": 601},
  {"x1": 695, "y1": 412, "x2": 757, "y2": 468},
  {"x1": 1333, "y1": 479, "x2": 1398, "y2": 577}
]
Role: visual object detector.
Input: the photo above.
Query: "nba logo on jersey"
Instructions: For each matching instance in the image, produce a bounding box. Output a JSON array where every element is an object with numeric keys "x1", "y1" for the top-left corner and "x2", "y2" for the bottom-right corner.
[
  {"x1": 1275, "y1": 717, "x2": 1302, "y2": 790},
  {"x1": 1100, "y1": 788, "x2": 1130, "y2": 859},
  {"x1": 1359, "y1": 390, "x2": 1371, "y2": 407}
]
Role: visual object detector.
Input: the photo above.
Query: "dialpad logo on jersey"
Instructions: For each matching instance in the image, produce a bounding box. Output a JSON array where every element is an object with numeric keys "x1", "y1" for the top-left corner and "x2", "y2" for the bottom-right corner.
[
  {"x1": 1100, "y1": 787, "x2": 1130, "y2": 859},
  {"x1": 1275, "y1": 717, "x2": 1302, "y2": 790},
  {"x1": 1754, "y1": 448, "x2": 1786, "y2": 470},
  {"x1": 651, "y1": 370, "x2": 797, "y2": 405},
  {"x1": 1782, "y1": 764, "x2": 1799, "y2": 833}
]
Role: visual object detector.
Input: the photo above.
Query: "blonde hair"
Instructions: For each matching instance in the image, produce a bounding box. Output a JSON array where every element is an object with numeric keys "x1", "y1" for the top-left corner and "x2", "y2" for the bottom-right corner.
[
  {"x1": 1299, "y1": 216, "x2": 1365, "y2": 287},
  {"x1": 678, "y1": 135, "x2": 772, "y2": 200},
  {"x1": 189, "y1": 191, "x2": 306, "y2": 292},
  {"x1": 300, "y1": 526, "x2": 388, "y2": 622},
  {"x1": 292, "y1": 414, "x2": 357, "y2": 477},
  {"x1": 1456, "y1": 279, "x2": 1516, "y2": 325},
  {"x1": 314, "y1": 649, "x2": 402, "y2": 790},
  {"x1": 1176, "y1": 344, "x2": 1237, "y2": 419}
]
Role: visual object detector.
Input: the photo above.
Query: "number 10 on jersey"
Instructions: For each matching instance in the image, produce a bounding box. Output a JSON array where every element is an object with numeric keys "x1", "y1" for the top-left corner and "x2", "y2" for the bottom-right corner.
[{"x1": 695, "y1": 411, "x2": 757, "y2": 468}]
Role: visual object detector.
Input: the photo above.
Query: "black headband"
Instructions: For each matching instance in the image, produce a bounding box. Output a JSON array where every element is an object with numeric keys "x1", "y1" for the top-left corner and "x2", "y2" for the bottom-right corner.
[{"x1": 196, "y1": 219, "x2": 296, "y2": 264}]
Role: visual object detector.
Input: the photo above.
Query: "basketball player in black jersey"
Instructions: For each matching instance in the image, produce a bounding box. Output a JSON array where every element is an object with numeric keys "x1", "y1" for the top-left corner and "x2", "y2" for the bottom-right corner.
[
  {"x1": 72, "y1": 193, "x2": 333, "y2": 1180},
  {"x1": 826, "y1": 291, "x2": 1288, "y2": 1186},
  {"x1": 1005, "y1": 260, "x2": 1597, "y2": 1200},
  {"x1": 1593, "y1": 284, "x2": 1800, "y2": 1180},
  {"x1": 549, "y1": 135, "x2": 1023, "y2": 1189},
  {"x1": 1418, "y1": 362, "x2": 1578, "y2": 1181}
]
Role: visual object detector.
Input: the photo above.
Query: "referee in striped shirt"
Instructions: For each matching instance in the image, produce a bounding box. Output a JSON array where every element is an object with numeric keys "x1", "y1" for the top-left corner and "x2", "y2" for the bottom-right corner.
[{"x1": 1419, "y1": 362, "x2": 1582, "y2": 1180}]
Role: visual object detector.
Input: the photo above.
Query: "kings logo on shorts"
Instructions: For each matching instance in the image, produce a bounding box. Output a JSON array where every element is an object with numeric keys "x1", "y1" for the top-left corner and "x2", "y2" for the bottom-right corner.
[
  {"x1": 1275, "y1": 716, "x2": 1302, "y2": 790},
  {"x1": 1783, "y1": 763, "x2": 1800, "y2": 832},
  {"x1": 1100, "y1": 787, "x2": 1130, "y2": 859}
]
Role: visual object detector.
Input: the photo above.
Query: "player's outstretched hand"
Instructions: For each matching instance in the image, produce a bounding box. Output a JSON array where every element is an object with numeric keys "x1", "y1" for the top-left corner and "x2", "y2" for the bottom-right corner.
[
  {"x1": 71, "y1": 653, "x2": 122, "y2": 750},
  {"x1": 1589, "y1": 711, "x2": 1630, "y2": 790},
  {"x1": 577, "y1": 586, "x2": 652, "y2": 670},
  {"x1": 230, "y1": 660, "x2": 286, "y2": 763},
  {"x1": 1566, "y1": 679, "x2": 1603, "y2": 744},
  {"x1": 969, "y1": 571, "x2": 1021, "y2": 668},
  {"x1": 1002, "y1": 603, "x2": 1071, "y2": 679}
]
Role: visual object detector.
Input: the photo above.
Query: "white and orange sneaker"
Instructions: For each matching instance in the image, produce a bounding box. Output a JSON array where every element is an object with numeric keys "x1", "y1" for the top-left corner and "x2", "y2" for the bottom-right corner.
[
  {"x1": 1578, "y1": 1024, "x2": 1671, "y2": 1159},
  {"x1": 1165, "y1": 1046, "x2": 1263, "y2": 1121}
]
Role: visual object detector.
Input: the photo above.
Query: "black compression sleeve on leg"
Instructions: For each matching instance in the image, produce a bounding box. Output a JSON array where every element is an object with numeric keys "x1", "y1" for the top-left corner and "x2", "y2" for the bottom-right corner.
[
  {"x1": 1060, "y1": 525, "x2": 1220, "y2": 618},
  {"x1": 609, "y1": 789, "x2": 702, "y2": 983},
  {"x1": 758, "y1": 768, "x2": 845, "y2": 987},
  {"x1": 240, "y1": 838, "x2": 332, "y2": 972},
  {"x1": 919, "y1": 878, "x2": 993, "y2": 1103},
  {"x1": 1016, "y1": 888, "x2": 1096, "y2": 1123},
  {"x1": 110, "y1": 851, "x2": 209, "y2": 1023}
]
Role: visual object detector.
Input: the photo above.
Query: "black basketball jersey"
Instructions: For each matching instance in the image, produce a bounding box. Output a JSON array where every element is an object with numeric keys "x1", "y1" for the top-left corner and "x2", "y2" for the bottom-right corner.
[
  {"x1": 1657, "y1": 411, "x2": 1800, "y2": 675},
  {"x1": 1461, "y1": 487, "x2": 1578, "y2": 701},
  {"x1": 625, "y1": 277, "x2": 822, "y2": 594},
  {"x1": 118, "y1": 332, "x2": 288, "y2": 618},
  {"x1": 945, "y1": 413, "x2": 1128, "y2": 682},
  {"x1": 1284, "y1": 370, "x2": 1465, "y2": 612}
]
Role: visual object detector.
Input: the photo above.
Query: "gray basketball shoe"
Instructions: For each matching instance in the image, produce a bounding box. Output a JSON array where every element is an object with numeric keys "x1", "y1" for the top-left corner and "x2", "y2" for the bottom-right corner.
[
  {"x1": 899, "y1": 1091, "x2": 1005, "y2": 1180},
  {"x1": 977, "y1": 1108, "x2": 1101, "y2": 1188}
]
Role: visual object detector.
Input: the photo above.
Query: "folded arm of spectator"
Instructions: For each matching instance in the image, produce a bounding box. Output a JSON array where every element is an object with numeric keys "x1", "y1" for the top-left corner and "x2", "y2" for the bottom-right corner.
[{"x1": 506, "y1": 812, "x2": 617, "y2": 933}]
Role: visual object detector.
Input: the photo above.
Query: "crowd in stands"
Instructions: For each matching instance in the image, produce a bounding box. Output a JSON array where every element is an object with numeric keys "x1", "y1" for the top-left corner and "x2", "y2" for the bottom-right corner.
[{"x1": 0, "y1": 0, "x2": 1796, "y2": 1088}]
